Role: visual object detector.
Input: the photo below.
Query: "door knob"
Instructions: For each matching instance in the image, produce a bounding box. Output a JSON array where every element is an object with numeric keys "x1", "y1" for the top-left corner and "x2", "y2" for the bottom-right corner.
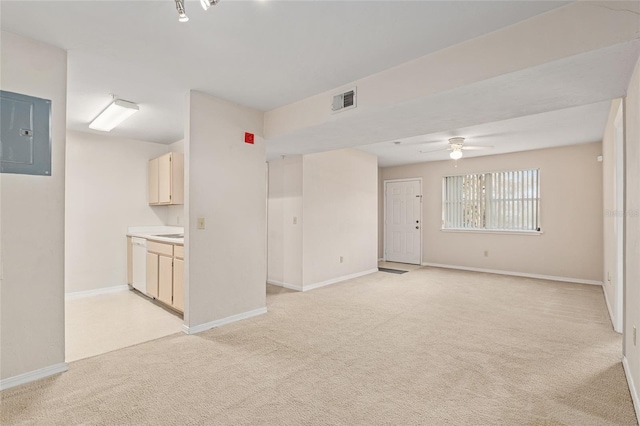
[{"x1": 416, "y1": 226, "x2": 419, "y2": 229}]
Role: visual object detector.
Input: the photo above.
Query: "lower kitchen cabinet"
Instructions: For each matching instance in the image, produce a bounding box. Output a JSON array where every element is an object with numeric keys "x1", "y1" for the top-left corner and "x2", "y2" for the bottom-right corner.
[
  {"x1": 158, "y1": 255, "x2": 173, "y2": 306},
  {"x1": 144, "y1": 240, "x2": 183, "y2": 314},
  {"x1": 146, "y1": 252, "x2": 159, "y2": 298},
  {"x1": 127, "y1": 237, "x2": 133, "y2": 285},
  {"x1": 173, "y1": 258, "x2": 184, "y2": 311}
]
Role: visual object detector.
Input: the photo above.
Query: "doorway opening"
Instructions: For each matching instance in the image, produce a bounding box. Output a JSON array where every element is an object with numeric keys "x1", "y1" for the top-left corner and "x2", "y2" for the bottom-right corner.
[{"x1": 63, "y1": 133, "x2": 185, "y2": 363}]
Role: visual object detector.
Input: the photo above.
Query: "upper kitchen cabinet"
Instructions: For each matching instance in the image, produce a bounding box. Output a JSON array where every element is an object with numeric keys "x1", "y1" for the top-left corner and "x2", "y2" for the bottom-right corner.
[{"x1": 148, "y1": 152, "x2": 184, "y2": 205}]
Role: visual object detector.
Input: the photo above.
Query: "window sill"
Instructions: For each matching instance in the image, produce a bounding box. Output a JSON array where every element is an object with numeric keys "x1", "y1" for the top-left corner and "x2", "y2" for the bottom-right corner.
[{"x1": 441, "y1": 228, "x2": 543, "y2": 236}]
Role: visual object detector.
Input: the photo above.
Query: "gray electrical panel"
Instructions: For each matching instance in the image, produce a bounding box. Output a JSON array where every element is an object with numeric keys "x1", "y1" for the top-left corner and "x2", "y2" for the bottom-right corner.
[{"x1": 0, "y1": 90, "x2": 52, "y2": 176}]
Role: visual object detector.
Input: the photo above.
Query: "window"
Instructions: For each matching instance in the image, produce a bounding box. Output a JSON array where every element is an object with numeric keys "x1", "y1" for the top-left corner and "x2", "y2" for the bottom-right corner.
[{"x1": 442, "y1": 169, "x2": 540, "y2": 232}]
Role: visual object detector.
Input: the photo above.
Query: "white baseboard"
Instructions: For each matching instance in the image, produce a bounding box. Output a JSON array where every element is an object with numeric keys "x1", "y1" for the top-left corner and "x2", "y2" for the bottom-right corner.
[
  {"x1": 421, "y1": 262, "x2": 603, "y2": 286},
  {"x1": 623, "y1": 356, "x2": 640, "y2": 425},
  {"x1": 268, "y1": 269, "x2": 378, "y2": 292},
  {"x1": 182, "y1": 307, "x2": 267, "y2": 335},
  {"x1": 65, "y1": 285, "x2": 130, "y2": 301},
  {"x1": 0, "y1": 362, "x2": 68, "y2": 391},
  {"x1": 302, "y1": 268, "x2": 378, "y2": 292},
  {"x1": 601, "y1": 284, "x2": 621, "y2": 333},
  {"x1": 267, "y1": 279, "x2": 303, "y2": 292}
]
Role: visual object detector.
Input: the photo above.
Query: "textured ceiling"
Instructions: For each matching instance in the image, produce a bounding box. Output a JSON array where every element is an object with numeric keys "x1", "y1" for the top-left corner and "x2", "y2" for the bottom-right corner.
[{"x1": 0, "y1": 0, "x2": 569, "y2": 143}]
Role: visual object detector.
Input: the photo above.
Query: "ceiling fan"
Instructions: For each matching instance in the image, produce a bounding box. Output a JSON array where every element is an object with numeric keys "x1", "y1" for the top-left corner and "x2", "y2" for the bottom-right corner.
[{"x1": 419, "y1": 137, "x2": 492, "y2": 160}]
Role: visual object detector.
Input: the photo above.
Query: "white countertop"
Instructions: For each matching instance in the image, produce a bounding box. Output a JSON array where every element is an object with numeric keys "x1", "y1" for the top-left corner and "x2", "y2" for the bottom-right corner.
[{"x1": 127, "y1": 226, "x2": 184, "y2": 244}]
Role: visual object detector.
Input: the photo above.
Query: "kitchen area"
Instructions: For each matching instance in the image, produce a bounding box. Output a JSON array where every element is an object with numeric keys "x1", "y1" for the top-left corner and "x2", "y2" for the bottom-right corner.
[
  {"x1": 127, "y1": 151, "x2": 185, "y2": 315},
  {"x1": 65, "y1": 132, "x2": 187, "y2": 362}
]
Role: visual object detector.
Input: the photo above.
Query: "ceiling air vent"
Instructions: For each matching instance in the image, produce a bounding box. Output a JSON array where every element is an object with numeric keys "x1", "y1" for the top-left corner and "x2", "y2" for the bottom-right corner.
[{"x1": 332, "y1": 87, "x2": 357, "y2": 113}]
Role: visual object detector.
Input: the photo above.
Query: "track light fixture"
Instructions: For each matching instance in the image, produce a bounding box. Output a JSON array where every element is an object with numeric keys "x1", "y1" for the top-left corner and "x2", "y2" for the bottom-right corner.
[
  {"x1": 175, "y1": 0, "x2": 189, "y2": 22},
  {"x1": 200, "y1": 0, "x2": 220, "y2": 11},
  {"x1": 175, "y1": 0, "x2": 224, "y2": 22}
]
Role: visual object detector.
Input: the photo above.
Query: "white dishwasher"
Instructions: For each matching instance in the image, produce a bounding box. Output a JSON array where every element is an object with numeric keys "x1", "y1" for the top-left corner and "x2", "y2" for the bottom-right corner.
[{"x1": 131, "y1": 237, "x2": 147, "y2": 295}]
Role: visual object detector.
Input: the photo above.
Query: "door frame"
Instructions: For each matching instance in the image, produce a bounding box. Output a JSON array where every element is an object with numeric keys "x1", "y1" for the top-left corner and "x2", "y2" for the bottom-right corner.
[
  {"x1": 614, "y1": 103, "x2": 624, "y2": 333},
  {"x1": 383, "y1": 177, "x2": 423, "y2": 265}
]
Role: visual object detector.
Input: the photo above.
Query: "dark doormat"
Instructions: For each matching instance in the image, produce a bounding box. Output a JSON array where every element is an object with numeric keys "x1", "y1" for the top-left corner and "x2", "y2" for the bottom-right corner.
[{"x1": 378, "y1": 267, "x2": 408, "y2": 274}]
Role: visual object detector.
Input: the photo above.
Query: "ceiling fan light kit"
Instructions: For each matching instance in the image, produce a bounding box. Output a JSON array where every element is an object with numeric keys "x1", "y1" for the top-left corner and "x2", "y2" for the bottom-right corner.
[
  {"x1": 448, "y1": 137, "x2": 465, "y2": 159},
  {"x1": 418, "y1": 136, "x2": 493, "y2": 160},
  {"x1": 450, "y1": 149, "x2": 463, "y2": 160}
]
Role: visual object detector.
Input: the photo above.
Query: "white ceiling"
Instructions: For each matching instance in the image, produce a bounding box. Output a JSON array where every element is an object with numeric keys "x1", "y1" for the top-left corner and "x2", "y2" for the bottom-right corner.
[
  {"x1": 266, "y1": 40, "x2": 639, "y2": 161},
  {"x1": 0, "y1": 0, "x2": 570, "y2": 144},
  {"x1": 356, "y1": 101, "x2": 613, "y2": 167}
]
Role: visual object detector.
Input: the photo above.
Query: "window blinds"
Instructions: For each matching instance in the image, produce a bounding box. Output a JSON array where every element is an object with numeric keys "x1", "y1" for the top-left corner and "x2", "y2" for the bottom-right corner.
[{"x1": 442, "y1": 169, "x2": 539, "y2": 231}]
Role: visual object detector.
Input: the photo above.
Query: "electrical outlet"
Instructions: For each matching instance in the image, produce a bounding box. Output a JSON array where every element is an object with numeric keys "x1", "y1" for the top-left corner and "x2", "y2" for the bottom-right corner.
[
  {"x1": 340, "y1": 256, "x2": 344, "y2": 263},
  {"x1": 293, "y1": 216, "x2": 297, "y2": 225},
  {"x1": 607, "y1": 272, "x2": 611, "y2": 282},
  {"x1": 484, "y1": 250, "x2": 489, "y2": 257},
  {"x1": 197, "y1": 217, "x2": 205, "y2": 230}
]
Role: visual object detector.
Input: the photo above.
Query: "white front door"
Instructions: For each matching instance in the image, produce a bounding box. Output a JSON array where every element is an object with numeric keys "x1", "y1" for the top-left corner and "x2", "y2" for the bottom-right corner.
[{"x1": 385, "y1": 179, "x2": 422, "y2": 264}]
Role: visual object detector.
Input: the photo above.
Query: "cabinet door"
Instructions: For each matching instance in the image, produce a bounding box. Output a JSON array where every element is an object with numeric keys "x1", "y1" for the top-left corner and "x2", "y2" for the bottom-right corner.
[
  {"x1": 170, "y1": 153, "x2": 184, "y2": 205},
  {"x1": 174, "y1": 245, "x2": 184, "y2": 260},
  {"x1": 146, "y1": 252, "x2": 158, "y2": 298},
  {"x1": 148, "y1": 158, "x2": 159, "y2": 205},
  {"x1": 173, "y1": 258, "x2": 184, "y2": 312},
  {"x1": 127, "y1": 237, "x2": 133, "y2": 285},
  {"x1": 158, "y1": 153, "x2": 172, "y2": 204},
  {"x1": 158, "y1": 255, "x2": 173, "y2": 305}
]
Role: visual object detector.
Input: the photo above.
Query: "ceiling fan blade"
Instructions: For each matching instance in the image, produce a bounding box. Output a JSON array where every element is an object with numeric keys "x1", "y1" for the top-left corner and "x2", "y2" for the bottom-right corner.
[
  {"x1": 465, "y1": 132, "x2": 509, "y2": 141},
  {"x1": 419, "y1": 147, "x2": 450, "y2": 154},
  {"x1": 462, "y1": 145, "x2": 493, "y2": 151},
  {"x1": 406, "y1": 140, "x2": 446, "y2": 147}
]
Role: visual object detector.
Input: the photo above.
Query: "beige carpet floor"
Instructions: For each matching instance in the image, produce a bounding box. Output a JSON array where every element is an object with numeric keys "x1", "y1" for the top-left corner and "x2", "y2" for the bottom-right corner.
[{"x1": 1, "y1": 267, "x2": 636, "y2": 425}]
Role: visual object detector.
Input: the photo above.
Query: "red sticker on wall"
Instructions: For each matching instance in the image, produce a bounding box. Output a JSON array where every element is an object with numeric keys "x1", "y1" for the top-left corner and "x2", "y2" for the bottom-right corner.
[{"x1": 244, "y1": 132, "x2": 254, "y2": 144}]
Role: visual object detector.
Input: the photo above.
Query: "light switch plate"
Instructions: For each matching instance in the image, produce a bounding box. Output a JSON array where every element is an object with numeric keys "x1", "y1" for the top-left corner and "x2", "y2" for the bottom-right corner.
[{"x1": 197, "y1": 217, "x2": 205, "y2": 229}]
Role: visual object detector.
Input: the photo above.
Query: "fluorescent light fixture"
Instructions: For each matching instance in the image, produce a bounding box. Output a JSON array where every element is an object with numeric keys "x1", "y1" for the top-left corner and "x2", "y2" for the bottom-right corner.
[
  {"x1": 200, "y1": 0, "x2": 220, "y2": 10},
  {"x1": 89, "y1": 99, "x2": 139, "y2": 132},
  {"x1": 450, "y1": 149, "x2": 463, "y2": 160}
]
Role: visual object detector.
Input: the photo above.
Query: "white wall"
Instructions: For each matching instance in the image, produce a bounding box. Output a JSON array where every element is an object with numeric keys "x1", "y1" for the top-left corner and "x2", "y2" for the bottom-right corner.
[
  {"x1": 0, "y1": 32, "x2": 67, "y2": 382},
  {"x1": 65, "y1": 130, "x2": 170, "y2": 294},
  {"x1": 623, "y1": 55, "x2": 640, "y2": 416},
  {"x1": 302, "y1": 149, "x2": 378, "y2": 287},
  {"x1": 267, "y1": 156, "x2": 303, "y2": 287},
  {"x1": 602, "y1": 99, "x2": 624, "y2": 332},
  {"x1": 185, "y1": 90, "x2": 266, "y2": 330},
  {"x1": 381, "y1": 143, "x2": 604, "y2": 282},
  {"x1": 267, "y1": 149, "x2": 378, "y2": 290}
]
